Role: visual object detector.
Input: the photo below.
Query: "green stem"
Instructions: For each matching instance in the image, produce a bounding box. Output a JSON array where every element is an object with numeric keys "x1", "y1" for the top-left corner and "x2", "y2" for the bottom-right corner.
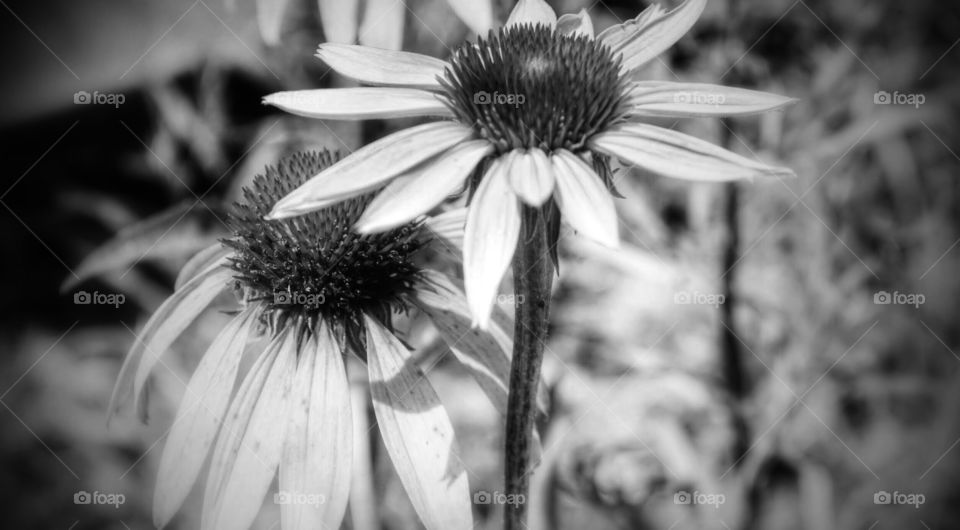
[{"x1": 503, "y1": 206, "x2": 554, "y2": 530}]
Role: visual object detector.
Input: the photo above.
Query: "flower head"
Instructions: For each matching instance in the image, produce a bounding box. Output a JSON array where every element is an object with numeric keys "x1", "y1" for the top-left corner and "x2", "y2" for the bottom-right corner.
[
  {"x1": 263, "y1": 0, "x2": 797, "y2": 328},
  {"x1": 109, "y1": 151, "x2": 520, "y2": 530}
]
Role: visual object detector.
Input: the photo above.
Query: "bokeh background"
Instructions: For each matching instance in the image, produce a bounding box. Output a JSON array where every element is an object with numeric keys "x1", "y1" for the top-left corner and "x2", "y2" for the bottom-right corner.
[{"x1": 1, "y1": 0, "x2": 958, "y2": 528}]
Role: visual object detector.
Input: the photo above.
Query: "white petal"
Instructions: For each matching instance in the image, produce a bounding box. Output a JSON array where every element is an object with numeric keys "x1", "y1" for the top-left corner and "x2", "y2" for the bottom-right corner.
[
  {"x1": 318, "y1": 0, "x2": 360, "y2": 44},
  {"x1": 358, "y1": 0, "x2": 404, "y2": 51},
  {"x1": 598, "y1": 0, "x2": 706, "y2": 72},
  {"x1": 355, "y1": 140, "x2": 492, "y2": 233},
  {"x1": 264, "y1": 88, "x2": 452, "y2": 121},
  {"x1": 423, "y1": 208, "x2": 466, "y2": 264},
  {"x1": 464, "y1": 159, "x2": 521, "y2": 329},
  {"x1": 627, "y1": 81, "x2": 798, "y2": 117},
  {"x1": 507, "y1": 148, "x2": 555, "y2": 207},
  {"x1": 257, "y1": 0, "x2": 290, "y2": 45},
  {"x1": 279, "y1": 321, "x2": 352, "y2": 530},
  {"x1": 109, "y1": 265, "x2": 232, "y2": 422},
  {"x1": 505, "y1": 0, "x2": 557, "y2": 28},
  {"x1": 589, "y1": 122, "x2": 796, "y2": 182},
  {"x1": 201, "y1": 334, "x2": 279, "y2": 528},
  {"x1": 205, "y1": 328, "x2": 298, "y2": 530},
  {"x1": 364, "y1": 315, "x2": 473, "y2": 530},
  {"x1": 153, "y1": 307, "x2": 261, "y2": 529},
  {"x1": 413, "y1": 271, "x2": 512, "y2": 416},
  {"x1": 316, "y1": 43, "x2": 448, "y2": 90},
  {"x1": 551, "y1": 150, "x2": 619, "y2": 247},
  {"x1": 445, "y1": 0, "x2": 494, "y2": 34},
  {"x1": 175, "y1": 243, "x2": 232, "y2": 290},
  {"x1": 268, "y1": 122, "x2": 473, "y2": 219},
  {"x1": 557, "y1": 9, "x2": 594, "y2": 37}
]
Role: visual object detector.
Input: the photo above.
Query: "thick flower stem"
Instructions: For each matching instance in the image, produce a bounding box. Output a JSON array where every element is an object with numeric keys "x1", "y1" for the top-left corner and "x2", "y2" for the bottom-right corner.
[{"x1": 504, "y1": 206, "x2": 554, "y2": 530}]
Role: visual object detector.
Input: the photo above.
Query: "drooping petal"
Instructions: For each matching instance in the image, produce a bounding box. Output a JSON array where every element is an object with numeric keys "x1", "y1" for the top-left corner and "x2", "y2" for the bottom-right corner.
[
  {"x1": 153, "y1": 306, "x2": 261, "y2": 529},
  {"x1": 557, "y1": 8, "x2": 594, "y2": 37},
  {"x1": 445, "y1": 0, "x2": 494, "y2": 35},
  {"x1": 423, "y1": 208, "x2": 466, "y2": 264},
  {"x1": 413, "y1": 270, "x2": 512, "y2": 416},
  {"x1": 316, "y1": 43, "x2": 448, "y2": 90},
  {"x1": 589, "y1": 122, "x2": 796, "y2": 182},
  {"x1": 355, "y1": 140, "x2": 492, "y2": 233},
  {"x1": 505, "y1": 0, "x2": 557, "y2": 28},
  {"x1": 598, "y1": 0, "x2": 706, "y2": 73},
  {"x1": 267, "y1": 122, "x2": 473, "y2": 219},
  {"x1": 464, "y1": 158, "x2": 521, "y2": 329},
  {"x1": 627, "y1": 81, "x2": 798, "y2": 117},
  {"x1": 507, "y1": 148, "x2": 556, "y2": 207},
  {"x1": 551, "y1": 150, "x2": 619, "y2": 247},
  {"x1": 318, "y1": 0, "x2": 360, "y2": 44},
  {"x1": 264, "y1": 88, "x2": 452, "y2": 121},
  {"x1": 109, "y1": 265, "x2": 232, "y2": 422},
  {"x1": 257, "y1": 0, "x2": 290, "y2": 46},
  {"x1": 201, "y1": 333, "x2": 281, "y2": 528},
  {"x1": 358, "y1": 0, "x2": 404, "y2": 51},
  {"x1": 364, "y1": 315, "x2": 473, "y2": 530},
  {"x1": 174, "y1": 243, "x2": 232, "y2": 291},
  {"x1": 205, "y1": 328, "x2": 298, "y2": 530},
  {"x1": 279, "y1": 321, "x2": 352, "y2": 530}
]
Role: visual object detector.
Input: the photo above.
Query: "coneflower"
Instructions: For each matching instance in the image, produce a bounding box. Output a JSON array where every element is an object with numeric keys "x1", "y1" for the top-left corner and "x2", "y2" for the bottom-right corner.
[{"x1": 109, "y1": 151, "x2": 517, "y2": 530}]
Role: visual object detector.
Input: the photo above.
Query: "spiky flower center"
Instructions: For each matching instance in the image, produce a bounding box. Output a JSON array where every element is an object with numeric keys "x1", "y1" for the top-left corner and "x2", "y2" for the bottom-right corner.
[
  {"x1": 224, "y1": 151, "x2": 425, "y2": 337},
  {"x1": 441, "y1": 24, "x2": 629, "y2": 154}
]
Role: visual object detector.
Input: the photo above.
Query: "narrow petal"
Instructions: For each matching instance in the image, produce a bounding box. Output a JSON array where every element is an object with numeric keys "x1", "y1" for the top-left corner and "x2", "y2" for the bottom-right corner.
[
  {"x1": 423, "y1": 208, "x2": 466, "y2": 264},
  {"x1": 507, "y1": 149, "x2": 556, "y2": 207},
  {"x1": 264, "y1": 88, "x2": 452, "y2": 121},
  {"x1": 627, "y1": 81, "x2": 799, "y2": 117},
  {"x1": 358, "y1": 0, "x2": 404, "y2": 51},
  {"x1": 268, "y1": 122, "x2": 473, "y2": 219},
  {"x1": 109, "y1": 265, "x2": 232, "y2": 422},
  {"x1": 279, "y1": 321, "x2": 352, "y2": 530},
  {"x1": 257, "y1": 0, "x2": 290, "y2": 45},
  {"x1": 464, "y1": 159, "x2": 521, "y2": 329},
  {"x1": 551, "y1": 150, "x2": 619, "y2": 247},
  {"x1": 413, "y1": 271, "x2": 512, "y2": 415},
  {"x1": 153, "y1": 307, "x2": 261, "y2": 529},
  {"x1": 505, "y1": 0, "x2": 557, "y2": 28},
  {"x1": 316, "y1": 43, "x2": 448, "y2": 90},
  {"x1": 589, "y1": 122, "x2": 796, "y2": 182},
  {"x1": 318, "y1": 0, "x2": 360, "y2": 44},
  {"x1": 445, "y1": 0, "x2": 494, "y2": 35},
  {"x1": 355, "y1": 140, "x2": 492, "y2": 233},
  {"x1": 598, "y1": 0, "x2": 706, "y2": 72},
  {"x1": 364, "y1": 315, "x2": 473, "y2": 530},
  {"x1": 205, "y1": 328, "x2": 298, "y2": 530},
  {"x1": 557, "y1": 9, "x2": 594, "y2": 37},
  {"x1": 175, "y1": 243, "x2": 232, "y2": 290}
]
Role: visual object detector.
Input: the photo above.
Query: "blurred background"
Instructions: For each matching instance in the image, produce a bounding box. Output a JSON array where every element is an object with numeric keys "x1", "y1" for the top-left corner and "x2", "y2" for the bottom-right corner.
[{"x1": 0, "y1": 0, "x2": 958, "y2": 528}]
